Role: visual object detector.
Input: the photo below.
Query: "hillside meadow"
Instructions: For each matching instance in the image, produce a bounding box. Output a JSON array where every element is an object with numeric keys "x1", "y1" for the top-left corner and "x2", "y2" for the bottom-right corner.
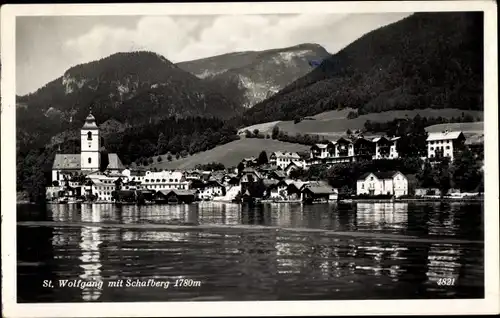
[
  {"x1": 146, "y1": 138, "x2": 311, "y2": 170},
  {"x1": 239, "y1": 108, "x2": 483, "y2": 137}
]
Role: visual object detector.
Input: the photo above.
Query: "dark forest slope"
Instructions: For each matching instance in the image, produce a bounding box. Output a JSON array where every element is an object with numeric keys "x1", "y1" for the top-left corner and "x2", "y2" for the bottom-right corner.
[{"x1": 242, "y1": 12, "x2": 483, "y2": 126}]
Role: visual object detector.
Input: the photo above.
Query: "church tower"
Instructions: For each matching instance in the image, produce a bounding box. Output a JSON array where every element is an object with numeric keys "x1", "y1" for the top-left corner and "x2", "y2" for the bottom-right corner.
[{"x1": 80, "y1": 111, "x2": 100, "y2": 171}]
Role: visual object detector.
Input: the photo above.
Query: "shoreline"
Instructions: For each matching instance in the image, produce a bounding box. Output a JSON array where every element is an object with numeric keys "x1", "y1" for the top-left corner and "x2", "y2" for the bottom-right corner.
[{"x1": 25, "y1": 197, "x2": 484, "y2": 205}]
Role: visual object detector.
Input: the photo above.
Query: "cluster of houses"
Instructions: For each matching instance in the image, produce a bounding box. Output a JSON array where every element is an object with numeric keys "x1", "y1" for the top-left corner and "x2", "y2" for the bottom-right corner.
[{"x1": 46, "y1": 112, "x2": 474, "y2": 204}]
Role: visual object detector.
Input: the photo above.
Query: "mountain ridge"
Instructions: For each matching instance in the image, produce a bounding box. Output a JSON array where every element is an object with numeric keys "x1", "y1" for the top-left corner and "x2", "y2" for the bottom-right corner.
[
  {"x1": 241, "y1": 12, "x2": 484, "y2": 126},
  {"x1": 177, "y1": 43, "x2": 332, "y2": 108}
]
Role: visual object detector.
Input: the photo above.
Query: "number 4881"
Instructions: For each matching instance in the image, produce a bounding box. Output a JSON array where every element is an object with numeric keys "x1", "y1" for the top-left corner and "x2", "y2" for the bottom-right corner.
[{"x1": 437, "y1": 278, "x2": 456, "y2": 286}]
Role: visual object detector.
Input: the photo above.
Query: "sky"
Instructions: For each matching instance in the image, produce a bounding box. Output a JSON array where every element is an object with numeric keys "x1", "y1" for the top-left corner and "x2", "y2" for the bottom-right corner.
[{"x1": 16, "y1": 13, "x2": 411, "y2": 95}]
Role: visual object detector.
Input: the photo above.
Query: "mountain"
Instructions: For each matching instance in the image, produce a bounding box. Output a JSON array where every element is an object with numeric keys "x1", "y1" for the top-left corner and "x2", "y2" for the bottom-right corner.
[
  {"x1": 177, "y1": 43, "x2": 331, "y2": 108},
  {"x1": 17, "y1": 51, "x2": 240, "y2": 149},
  {"x1": 241, "y1": 12, "x2": 484, "y2": 126}
]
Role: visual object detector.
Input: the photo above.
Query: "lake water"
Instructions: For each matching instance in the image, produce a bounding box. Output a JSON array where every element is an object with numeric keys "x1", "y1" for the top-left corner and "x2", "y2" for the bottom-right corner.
[{"x1": 16, "y1": 201, "x2": 484, "y2": 302}]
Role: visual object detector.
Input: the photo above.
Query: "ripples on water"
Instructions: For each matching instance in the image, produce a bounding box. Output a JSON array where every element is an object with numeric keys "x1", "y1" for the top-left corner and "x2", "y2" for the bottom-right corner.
[{"x1": 17, "y1": 202, "x2": 484, "y2": 302}]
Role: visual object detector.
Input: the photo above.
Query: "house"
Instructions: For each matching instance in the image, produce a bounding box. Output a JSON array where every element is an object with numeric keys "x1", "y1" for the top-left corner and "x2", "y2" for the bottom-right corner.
[
  {"x1": 137, "y1": 190, "x2": 155, "y2": 202},
  {"x1": 242, "y1": 157, "x2": 258, "y2": 167},
  {"x1": 301, "y1": 181, "x2": 338, "y2": 203},
  {"x1": 310, "y1": 143, "x2": 329, "y2": 159},
  {"x1": 267, "y1": 179, "x2": 295, "y2": 199},
  {"x1": 256, "y1": 164, "x2": 279, "y2": 178},
  {"x1": 154, "y1": 189, "x2": 196, "y2": 204},
  {"x1": 372, "y1": 136, "x2": 400, "y2": 159},
  {"x1": 356, "y1": 171, "x2": 408, "y2": 197},
  {"x1": 352, "y1": 137, "x2": 376, "y2": 159},
  {"x1": 197, "y1": 180, "x2": 226, "y2": 200},
  {"x1": 268, "y1": 170, "x2": 287, "y2": 181},
  {"x1": 240, "y1": 168, "x2": 262, "y2": 184},
  {"x1": 269, "y1": 151, "x2": 302, "y2": 170},
  {"x1": 122, "y1": 169, "x2": 191, "y2": 191},
  {"x1": 426, "y1": 130, "x2": 466, "y2": 161},
  {"x1": 284, "y1": 161, "x2": 305, "y2": 176}
]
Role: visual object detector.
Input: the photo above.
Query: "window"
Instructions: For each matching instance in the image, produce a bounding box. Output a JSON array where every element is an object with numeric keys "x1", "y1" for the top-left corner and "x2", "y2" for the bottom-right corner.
[
  {"x1": 370, "y1": 177, "x2": 374, "y2": 181},
  {"x1": 87, "y1": 131, "x2": 92, "y2": 140},
  {"x1": 446, "y1": 146, "x2": 450, "y2": 149},
  {"x1": 430, "y1": 147, "x2": 434, "y2": 151},
  {"x1": 361, "y1": 184, "x2": 364, "y2": 189},
  {"x1": 169, "y1": 179, "x2": 173, "y2": 182},
  {"x1": 88, "y1": 157, "x2": 92, "y2": 164},
  {"x1": 156, "y1": 179, "x2": 160, "y2": 182}
]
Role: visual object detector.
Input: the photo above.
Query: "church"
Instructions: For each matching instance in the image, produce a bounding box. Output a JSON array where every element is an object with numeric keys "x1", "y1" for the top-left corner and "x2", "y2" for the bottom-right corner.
[{"x1": 51, "y1": 111, "x2": 125, "y2": 184}]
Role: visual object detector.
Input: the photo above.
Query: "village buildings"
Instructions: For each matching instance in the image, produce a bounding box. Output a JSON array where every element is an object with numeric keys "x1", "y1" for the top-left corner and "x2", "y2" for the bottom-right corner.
[
  {"x1": 356, "y1": 171, "x2": 408, "y2": 198},
  {"x1": 47, "y1": 113, "x2": 470, "y2": 203},
  {"x1": 426, "y1": 130, "x2": 466, "y2": 161},
  {"x1": 269, "y1": 151, "x2": 303, "y2": 170},
  {"x1": 308, "y1": 136, "x2": 401, "y2": 166}
]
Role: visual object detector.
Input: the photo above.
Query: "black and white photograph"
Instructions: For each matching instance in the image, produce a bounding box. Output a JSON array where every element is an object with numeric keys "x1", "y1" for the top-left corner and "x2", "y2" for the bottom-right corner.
[{"x1": 1, "y1": 1, "x2": 499, "y2": 316}]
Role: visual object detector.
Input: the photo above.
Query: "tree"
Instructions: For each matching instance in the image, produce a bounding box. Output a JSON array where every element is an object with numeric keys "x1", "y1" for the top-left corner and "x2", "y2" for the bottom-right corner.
[
  {"x1": 266, "y1": 134, "x2": 270, "y2": 139},
  {"x1": 156, "y1": 132, "x2": 168, "y2": 155},
  {"x1": 253, "y1": 129, "x2": 259, "y2": 136},
  {"x1": 257, "y1": 151, "x2": 268, "y2": 166},
  {"x1": 294, "y1": 116, "x2": 302, "y2": 124},
  {"x1": 157, "y1": 156, "x2": 162, "y2": 163},
  {"x1": 434, "y1": 158, "x2": 451, "y2": 197},
  {"x1": 167, "y1": 154, "x2": 173, "y2": 161},
  {"x1": 347, "y1": 111, "x2": 358, "y2": 119},
  {"x1": 237, "y1": 162, "x2": 245, "y2": 174},
  {"x1": 346, "y1": 129, "x2": 352, "y2": 136},
  {"x1": 99, "y1": 147, "x2": 109, "y2": 172},
  {"x1": 175, "y1": 153, "x2": 180, "y2": 160},
  {"x1": 148, "y1": 157, "x2": 154, "y2": 165},
  {"x1": 245, "y1": 130, "x2": 252, "y2": 138},
  {"x1": 417, "y1": 160, "x2": 436, "y2": 188},
  {"x1": 451, "y1": 148, "x2": 482, "y2": 191},
  {"x1": 272, "y1": 125, "x2": 280, "y2": 139}
]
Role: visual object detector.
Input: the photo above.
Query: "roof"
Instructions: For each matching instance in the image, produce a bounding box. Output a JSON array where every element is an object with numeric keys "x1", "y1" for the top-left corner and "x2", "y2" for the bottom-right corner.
[
  {"x1": 82, "y1": 112, "x2": 98, "y2": 129},
  {"x1": 158, "y1": 189, "x2": 196, "y2": 196},
  {"x1": 312, "y1": 144, "x2": 328, "y2": 149},
  {"x1": 108, "y1": 153, "x2": 125, "y2": 170},
  {"x1": 426, "y1": 131, "x2": 464, "y2": 141},
  {"x1": 53, "y1": 153, "x2": 125, "y2": 170},
  {"x1": 53, "y1": 154, "x2": 81, "y2": 170},
  {"x1": 271, "y1": 151, "x2": 300, "y2": 159},
  {"x1": 289, "y1": 181, "x2": 308, "y2": 190},
  {"x1": 271, "y1": 170, "x2": 287, "y2": 178},
  {"x1": 303, "y1": 186, "x2": 336, "y2": 195},
  {"x1": 357, "y1": 170, "x2": 403, "y2": 180}
]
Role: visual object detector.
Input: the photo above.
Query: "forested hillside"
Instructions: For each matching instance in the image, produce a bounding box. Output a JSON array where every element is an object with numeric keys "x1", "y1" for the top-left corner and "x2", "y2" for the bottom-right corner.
[{"x1": 242, "y1": 12, "x2": 483, "y2": 126}]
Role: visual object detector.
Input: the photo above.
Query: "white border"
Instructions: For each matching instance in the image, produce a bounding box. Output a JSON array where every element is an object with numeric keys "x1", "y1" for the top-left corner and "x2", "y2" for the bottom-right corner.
[{"x1": 1, "y1": 1, "x2": 498, "y2": 317}]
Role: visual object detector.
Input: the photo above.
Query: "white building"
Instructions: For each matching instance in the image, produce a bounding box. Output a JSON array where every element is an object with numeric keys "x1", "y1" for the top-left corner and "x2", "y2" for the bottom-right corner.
[
  {"x1": 372, "y1": 136, "x2": 400, "y2": 159},
  {"x1": 269, "y1": 151, "x2": 303, "y2": 170},
  {"x1": 426, "y1": 130, "x2": 466, "y2": 161},
  {"x1": 121, "y1": 169, "x2": 190, "y2": 191},
  {"x1": 356, "y1": 171, "x2": 408, "y2": 198}
]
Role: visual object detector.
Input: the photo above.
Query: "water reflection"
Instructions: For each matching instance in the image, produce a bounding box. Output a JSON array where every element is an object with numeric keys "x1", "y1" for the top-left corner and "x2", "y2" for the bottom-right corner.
[
  {"x1": 79, "y1": 205, "x2": 103, "y2": 301},
  {"x1": 356, "y1": 203, "x2": 409, "y2": 231},
  {"x1": 17, "y1": 202, "x2": 484, "y2": 302}
]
